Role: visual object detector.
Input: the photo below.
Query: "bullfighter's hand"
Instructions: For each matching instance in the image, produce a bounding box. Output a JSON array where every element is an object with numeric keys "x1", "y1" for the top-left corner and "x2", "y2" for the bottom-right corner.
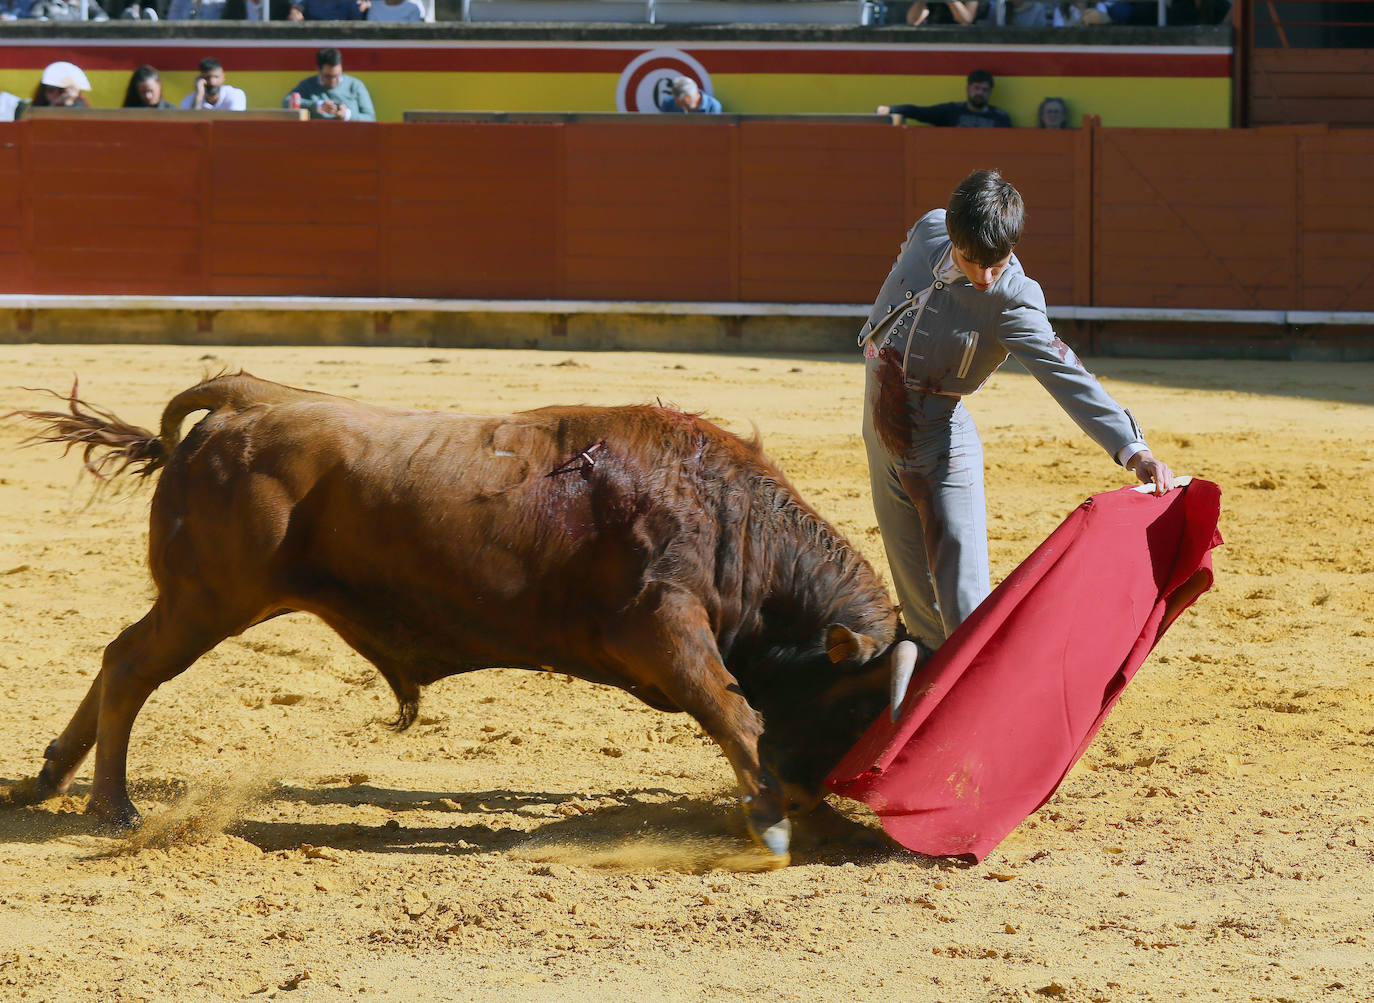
[{"x1": 1126, "y1": 449, "x2": 1175, "y2": 495}]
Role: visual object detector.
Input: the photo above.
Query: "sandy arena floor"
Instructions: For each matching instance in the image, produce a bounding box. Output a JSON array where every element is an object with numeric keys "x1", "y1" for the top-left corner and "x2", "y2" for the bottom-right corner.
[{"x1": 0, "y1": 345, "x2": 1370, "y2": 1003}]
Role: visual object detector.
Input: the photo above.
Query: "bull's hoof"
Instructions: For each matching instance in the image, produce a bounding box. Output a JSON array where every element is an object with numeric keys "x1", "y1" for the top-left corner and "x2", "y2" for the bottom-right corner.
[
  {"x1": 747, "y1": 814, "x2": 793, "y2": 859},
  {"x1": 84, "y1": 796, "x2": 142, "y2": 833},
  {"x1": 35, "y1": 760, "x2": 69, "y2": 800}
]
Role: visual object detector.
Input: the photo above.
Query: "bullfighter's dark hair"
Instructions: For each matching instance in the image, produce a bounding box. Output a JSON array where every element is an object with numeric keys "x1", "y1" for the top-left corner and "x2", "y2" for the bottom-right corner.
[
  {"x1": 967, "y1": 68, "x2": 994, "y2": 87},
  {"x1": 317, "y1": 47, "x2": 343, "y2": 69},
  {"x1": 946, "y1": 168, "x2": 1024, "y2": 267},
  {"x1": 198, "y1": 57, "x2": 222, "y2": 75}
]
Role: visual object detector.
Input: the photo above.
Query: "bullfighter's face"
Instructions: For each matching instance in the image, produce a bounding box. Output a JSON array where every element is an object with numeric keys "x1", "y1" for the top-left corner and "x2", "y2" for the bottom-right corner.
[{"x1": 952, "y1": 244, "x2": 1011, "y2": 292}]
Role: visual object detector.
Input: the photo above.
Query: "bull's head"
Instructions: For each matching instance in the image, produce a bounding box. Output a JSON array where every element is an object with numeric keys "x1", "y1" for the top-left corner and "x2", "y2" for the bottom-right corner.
[{"x1": 752, "y1": 625, "x2": 922, "y2": 815}]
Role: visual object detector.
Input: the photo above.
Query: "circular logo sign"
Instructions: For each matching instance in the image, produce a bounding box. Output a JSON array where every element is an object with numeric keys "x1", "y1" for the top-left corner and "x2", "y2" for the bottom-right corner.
[{"x1": 615, "y1": 48, "x2": 713, "y2": 114}]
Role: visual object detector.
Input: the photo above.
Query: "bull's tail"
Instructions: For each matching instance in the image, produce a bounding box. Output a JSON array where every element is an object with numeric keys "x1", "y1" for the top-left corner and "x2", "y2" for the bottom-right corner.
[
  {"x1": 11, "y1": 371, "x2": 322, "y2": 483},
  {"x1": 8, "y1": 377, "x2": 167, "y2": 482},
  {"x1": 157, "y1": 371, "x2": 324, "y2": 451}
]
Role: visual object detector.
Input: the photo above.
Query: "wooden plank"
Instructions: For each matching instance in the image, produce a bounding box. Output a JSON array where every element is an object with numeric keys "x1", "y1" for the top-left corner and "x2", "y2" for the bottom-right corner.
[
  {"x1": 1096, "y1": 204, "x2": 1295, "y2": 234},
  {"x1": 28, "y1": 248, "x2": 200, "y2": 279},
  {"x1": 214, "y1": 197, "x2": 382, "y2": 227},
  {"x1": 25, "y1": 119, "x2": 205, "y2": 149},
  {"x1": 209, "y1": 164, "x2": 379, "y2": 197},
  {"x1": 208, "y1": 274, "x2": 380, "y2": 296},
  {"x1": 381, "y1": 123, "x2": 558, "y2": 156},
  {"x1": 566, "y1": 230, "x2": 731, "y2": 258},
  {"x1": 740, "y1": 227, "x2": 903, "y2": 257},
  {"x1": 1252, "y1": 48, "x2": 1374, "y2": 74},
  {"x1": 741, "y1": 201, "x2": 904, "y2": 231},
  {"x1": 30, "y1": 196, "x2": 201, "y2": 229},
  {"x1": 740, "y1": 253, "x2": 898, "y2": 282},
  {"x1": 739, "y1": 276, "x2": 875, "y2": 303},
  {"x1": 383, "y1": 204, "x2": 553, "y2": 234},
  {"x1": 208, "y1": 251, "x2": 378, "y2": 280},
  {"x1": 1093, "y1": 281, "x2": 1298, "y2": 310},
  {"x1": 0, "y1": 254, "x2": 26, "y2": 291},
  {"x1": 1250, "y1": 97, "x2": 1374, "y2": 125},
  {"x1": 32, "y1": 223, "x2": 200, "y2": 254},
  {"x1": 207, "y1": 224, "x2": 380, "y2": 256}
]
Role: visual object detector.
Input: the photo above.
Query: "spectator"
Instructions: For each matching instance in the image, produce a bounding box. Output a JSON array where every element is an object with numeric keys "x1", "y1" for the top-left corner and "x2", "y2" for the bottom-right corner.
[
  {"x1": 288, "y1": 0, "x2": 367, "y2": 18},
  {"x1": 122, "y1": 65, "x2": 173, "y2": 109},
  {"x1": 282, "y1": 48, "x2": 376, "y2": 122},
  {"x1": 1037, "y1": 96, "x2": 1070, "y2": 128},
  {"x1": 1051, "y1": 0, "x2": 1110, "y2": 22},
  {"x1": 222, "y1": 0, "x2": 294, "y2": 17},
  {"x1": 32, "y1": 61, "x2": 92, "y2": 110},
  {"x1": 116, "y1": 1, "x2": 158, "y2": 16},
  {"x1": 165, "y1": 0, "x2": 227, "y2": 16},
  {"x1": 658, "y1": 76, "x2": 721, "y2": 115},
  {"x1": 179, "y1": 58, "x2": 246, "y2": 111},
  {"x1": 1005, "y1": 0, "x2": 1054, "y2": 23},
  {"x1": 23, "y1": 0, "x2": 110, "y2": 18},
  {"x1": 905, "y1": 0, "x2": 984, "y2": 25},
  {"x1": 878, "y1": 69, "x2": 1010, "y2": 128},
  {"x1": 367, "y1": 0, "x2": 424, "y2": 18}
]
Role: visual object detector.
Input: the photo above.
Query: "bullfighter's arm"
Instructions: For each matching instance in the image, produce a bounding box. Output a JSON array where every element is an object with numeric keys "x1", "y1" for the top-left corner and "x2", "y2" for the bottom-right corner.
[{"x1": 995, "y1": 283, "x2": 1174, "y2": 494}]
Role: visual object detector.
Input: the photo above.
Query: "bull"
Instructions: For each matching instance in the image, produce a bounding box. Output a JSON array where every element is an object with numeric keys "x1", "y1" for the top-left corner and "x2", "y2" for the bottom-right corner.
[{"x1": 13, "y1": 373, "x2": 921, "y2": 860}]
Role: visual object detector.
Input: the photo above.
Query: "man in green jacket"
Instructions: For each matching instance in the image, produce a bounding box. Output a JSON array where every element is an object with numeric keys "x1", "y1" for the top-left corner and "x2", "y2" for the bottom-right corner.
[{"x1": 283, "y1": 47, "x2": 376, "y2": 122}]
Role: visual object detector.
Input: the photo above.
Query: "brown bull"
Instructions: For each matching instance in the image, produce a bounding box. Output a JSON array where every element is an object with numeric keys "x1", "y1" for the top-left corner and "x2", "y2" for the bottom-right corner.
[{"x1": 15, "y1": 373, "x2": 919, "y2": 859}]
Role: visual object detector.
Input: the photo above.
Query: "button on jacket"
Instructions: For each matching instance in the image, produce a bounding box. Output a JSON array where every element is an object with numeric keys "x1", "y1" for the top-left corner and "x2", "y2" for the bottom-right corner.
[{"x1": 860, "y1": 209, "x2": 1144, "y2": 465}]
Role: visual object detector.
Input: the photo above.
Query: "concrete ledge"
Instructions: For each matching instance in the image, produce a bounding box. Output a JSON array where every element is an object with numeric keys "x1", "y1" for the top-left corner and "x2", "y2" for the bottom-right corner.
[{"x1": 1, "y1": 297, "x2": 1370, "y2": 359}]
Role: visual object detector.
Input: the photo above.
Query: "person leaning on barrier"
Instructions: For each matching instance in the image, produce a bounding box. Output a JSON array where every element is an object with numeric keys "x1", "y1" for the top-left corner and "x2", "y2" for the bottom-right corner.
[
  {"x1": 905, "y1": 0, "x2": 985, "y2": 26},
  {"x1": 877, "y1": 68, "x2": 1010, "y2": 128},
  {"x1": 658, "y1": 76, "x2": 721, "y2": 115},
  {"x1": 288, "y1": 0, "x2": 368, "y2": 18},
  {"x1": 858, "y1": 169, "x2": 1174, "y2": 652},
  {"x1": 282, "y1": 48, "x2": 376, "y2": 122},
  {"x1": 1037, "y1": 96, "x2": 1070, "y2": 128},
  {"x1": 367, "y1": 0, "x2": 424, "y2": 19},
  {"x1": 180, "y1": 58, "x2": 247, "y2": 111},
  {"x1": 3, "y1": 61, "x2": 90, "y2": 120},
  {"x1": 122, "y1": 66, "x2": 173, "y2": 109}
]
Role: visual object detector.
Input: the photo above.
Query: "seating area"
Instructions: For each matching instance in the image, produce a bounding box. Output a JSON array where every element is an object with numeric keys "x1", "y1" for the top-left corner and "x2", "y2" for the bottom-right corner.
[{"x1": 2, "y1": 0, "x2": 1220, "y2": 24}]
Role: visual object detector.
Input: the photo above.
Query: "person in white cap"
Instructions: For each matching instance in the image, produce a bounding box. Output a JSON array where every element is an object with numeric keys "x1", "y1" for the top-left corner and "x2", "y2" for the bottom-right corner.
[
  {"x1": 34, "y1": 61, "x2": 92, "y2": 109},
  {"x1": 657, "y1": 76, "x2": 721, "y2": 115}
]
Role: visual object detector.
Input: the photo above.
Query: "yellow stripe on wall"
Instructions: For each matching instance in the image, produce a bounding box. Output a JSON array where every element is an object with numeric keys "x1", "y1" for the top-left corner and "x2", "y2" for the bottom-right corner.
[{"x1": 0, "y1": 69, "x2": 1229, "y2": 128}]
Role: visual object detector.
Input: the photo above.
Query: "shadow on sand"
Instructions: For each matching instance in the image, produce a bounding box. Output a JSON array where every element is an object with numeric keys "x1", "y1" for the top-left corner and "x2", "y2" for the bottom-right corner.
[{"x1": 0, "y1": 774, "x2": 952, "y2": 872}]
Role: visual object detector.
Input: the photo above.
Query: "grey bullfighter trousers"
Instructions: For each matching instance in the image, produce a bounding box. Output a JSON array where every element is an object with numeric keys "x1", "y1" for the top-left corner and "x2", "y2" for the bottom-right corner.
[{"x1": 862, "y1": 353, "x2": 991, "y2": 650}]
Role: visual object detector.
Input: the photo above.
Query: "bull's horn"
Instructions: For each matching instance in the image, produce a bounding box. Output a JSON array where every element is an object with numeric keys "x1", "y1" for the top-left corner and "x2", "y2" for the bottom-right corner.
[{"x1": 889, "y1": 639, "x2": 918, "y2": 722}]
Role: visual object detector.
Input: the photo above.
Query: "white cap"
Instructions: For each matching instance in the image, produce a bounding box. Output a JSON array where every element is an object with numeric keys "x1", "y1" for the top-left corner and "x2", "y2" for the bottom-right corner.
[{"x1": 40, "y1": 61, "x2": 92, "y2": 92}]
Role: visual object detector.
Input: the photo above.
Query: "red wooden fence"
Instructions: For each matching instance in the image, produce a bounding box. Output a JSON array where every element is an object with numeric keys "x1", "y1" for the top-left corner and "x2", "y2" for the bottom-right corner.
[{"x1": 1, "y1": 118, "x2": 1370, "y2": 312}]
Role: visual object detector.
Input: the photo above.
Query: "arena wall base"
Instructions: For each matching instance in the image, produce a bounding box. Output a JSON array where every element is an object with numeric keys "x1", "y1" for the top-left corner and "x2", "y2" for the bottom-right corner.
[{"x1": 1, "y1": 301, "x2": 1371, "y2": 360}]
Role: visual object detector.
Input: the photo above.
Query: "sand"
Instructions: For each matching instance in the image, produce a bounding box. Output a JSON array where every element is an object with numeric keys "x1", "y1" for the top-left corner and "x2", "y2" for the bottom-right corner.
[{"x1": 0, "y1": 344, "x2": 1370, "y2": 1003}]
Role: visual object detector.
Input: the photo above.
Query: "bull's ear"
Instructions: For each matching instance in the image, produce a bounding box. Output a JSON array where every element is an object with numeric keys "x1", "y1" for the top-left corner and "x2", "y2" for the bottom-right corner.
[{"x1": 825, "y1": 624, "x2": 877, "y2": 664}]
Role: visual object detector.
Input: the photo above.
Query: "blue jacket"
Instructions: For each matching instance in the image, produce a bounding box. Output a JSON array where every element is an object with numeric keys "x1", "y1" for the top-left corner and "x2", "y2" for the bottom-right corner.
[
  {"x1": 860, "y1": 209, "x2": 1144, "y2": 464},
  {"x1": 659, "y1": 93, "x2": 722, "y2": 114}
]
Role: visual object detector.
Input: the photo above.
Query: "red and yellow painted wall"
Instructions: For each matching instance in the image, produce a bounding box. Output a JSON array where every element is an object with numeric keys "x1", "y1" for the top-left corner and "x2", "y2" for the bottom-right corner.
[{"x1": 0, "y1": 37, "x2": 1232, "y2": 127}]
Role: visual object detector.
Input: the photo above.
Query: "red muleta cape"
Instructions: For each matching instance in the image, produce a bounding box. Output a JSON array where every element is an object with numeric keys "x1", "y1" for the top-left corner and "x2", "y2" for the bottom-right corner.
[{"x1": 827, "y1": 478, "x2": 1222, "y2": 862}]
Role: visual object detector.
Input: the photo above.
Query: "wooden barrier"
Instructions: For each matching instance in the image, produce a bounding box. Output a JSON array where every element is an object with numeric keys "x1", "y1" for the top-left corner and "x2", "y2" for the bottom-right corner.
[{"x1": 1, "y1": 118, "x2": 1371, "y2": 312}]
